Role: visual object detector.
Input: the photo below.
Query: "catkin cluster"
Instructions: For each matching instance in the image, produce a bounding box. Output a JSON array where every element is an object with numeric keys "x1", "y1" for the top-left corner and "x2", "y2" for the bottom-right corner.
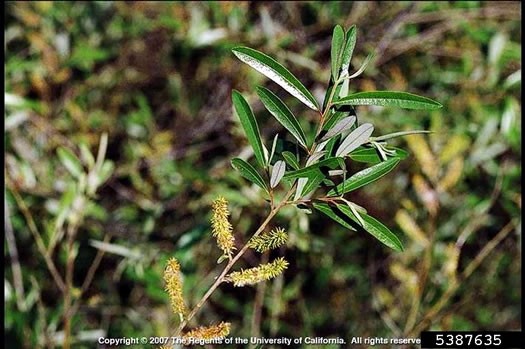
[
  {"x1": 182, "y1": 322, "x2": 231, "y2": 342},
  {"x1": 227, "y1": 257, "x2": 289, "y2": 287},
  {"x1": 211, "y1": 197, "x2": 236, "y2": 258},
  {"x1": 249, "y1": 227, "x2": 288, "y2": 252},
  {"x1": 163, "y1": 258, "x2": 187, "y2": 318}
]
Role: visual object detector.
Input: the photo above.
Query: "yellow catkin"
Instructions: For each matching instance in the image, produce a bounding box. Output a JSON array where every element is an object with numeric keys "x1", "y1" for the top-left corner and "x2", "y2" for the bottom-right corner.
[
  {"x1": 211, "y1": 197, "x2": 236, "y2": 258},
  {"x1": 182, "y1": 321, "x2": 231, "y2": 342},
  {"x1": 163, "y1": 258, "x2": 187, "y2": 318},
  {"x1": 227, "y1": 257, "x2": 288, "y2": 287},
  {"x1": 249, "y1": 227, "x2": 288, "y2": 252}
]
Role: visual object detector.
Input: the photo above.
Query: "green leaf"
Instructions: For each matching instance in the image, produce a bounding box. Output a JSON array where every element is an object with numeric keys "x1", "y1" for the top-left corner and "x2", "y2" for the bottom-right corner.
[
  {"x1": 232, "y1": 90, "x2": 267, "y2": 168},
  {"x1": 333, "y1": 91, "x2": 442, "y2": 110},
  {"x1": 232, "y1": 46, "x2": 320, "y2": 111},
  {"x1": 301, "y1": 170, "x2": 326, "y2": 197},
  {"x1": 312, "y1": 202, "x2": 356, "y2": 231},
  {"x1": 371, "y1": 130, "x2": 432, "y2": 141},
  {"x1": 294, "y1": 177, "x2": 308, "y2": 201},
  {"x1": 268, "y1": 133, "x2": 279, "y2": 165},
  {"x1": 347, "y1": 52, "x2": 374, "y2": 79},
  {"x1": 322, "y1": 108, "x2": 352, "y2": 131},
  {"x1": 331, "y1": 25, "x2": 345, "y2": 80},
  {"x1": 325, "y1": 134, "x2": 340, "y2": 158},
  {"x1": 328, "y1": 157, "x2": 400, "y2": 196},
  {"x1": 57, "y1": 147, "x2": 84, "y2": 178},
  {"x1": 320, "y1": 116, "x2": 356, "y2": 142},
  {"x1": 79, "y1": 143, "x2": 95, "y2": 169},
  {"x1": 323, "y1": 178, "x2": 336, "y2": 186},
  {"x1": 282, "y1": 151, "x2": 299, "y2": 170},
  {"x1": 349, "y1": 146, "x2": 408, "y2": 164},
  {"x1": 305, "y1": 150, "x2": 326, "y2": 166},
  {"x1": 256, "y1": 86, "x2": 308, "y2": 148},
  {"x1": 217, "y1": 254, "x2": 228, "y2": 264},
  {"x1": 284, "y1": 157, "x2": 342, "y2": 179},
  {"x1": 55, "y1": 182, "x2": 77, "y2": 231},
  {"x1": 270, "y1": 160, "x2": 286, "y2": 188},
  {"x1": 340, "y1": 25, "x2": 357, "y2": 75},
  {"x1": 231, "y1": 158, "x2": 268, "y2": 192},
  {"x1": 335, "y1": 123, "x2": 374, "y2": 157},
  {"x1": 336, "y1": 204, "x2": 403, "y2": 251},
  {"x1": 97, "y1": 160, "x2": 114, "y2": 186},
  {"x1": 322, "y1": 79, "x2": 337, "y2": 111}
]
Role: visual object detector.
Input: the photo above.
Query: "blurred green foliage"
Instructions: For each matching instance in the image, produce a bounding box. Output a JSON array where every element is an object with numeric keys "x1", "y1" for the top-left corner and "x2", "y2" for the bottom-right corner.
[{"x1": 4, "y1": 1, "x2": 521, "y2": 348}]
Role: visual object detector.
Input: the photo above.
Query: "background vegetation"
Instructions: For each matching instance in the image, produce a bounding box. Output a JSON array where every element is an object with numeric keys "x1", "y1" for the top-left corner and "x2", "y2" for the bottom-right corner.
[{"x1": 5, "y1": 1, "x2": 521, "y2": 348}]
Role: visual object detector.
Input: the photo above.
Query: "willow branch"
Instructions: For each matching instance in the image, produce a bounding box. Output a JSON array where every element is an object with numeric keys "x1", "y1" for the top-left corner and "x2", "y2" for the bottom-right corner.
[{"x1": 175, "y1": 185, "x2": 296, "y2": 335}]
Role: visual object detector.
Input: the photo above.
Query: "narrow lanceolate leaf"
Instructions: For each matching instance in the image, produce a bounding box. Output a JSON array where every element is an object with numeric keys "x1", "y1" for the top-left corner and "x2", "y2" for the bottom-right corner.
[
  {"x1": 301, "y1": 170, "x2": 326, "y2": 197},
  {"x1": 333, "y1": 91, "x2": 442, "y2": 110},
  {"x1": 79, "y1": 143, "x2": 95, "y2": 169},
  {"x1": 335, "y1": 123, "x2": 374, "y2": 157},
  {"x1": 325, "y1": 134, "x2": 340, "y2": 158},
  {"x1": 323, "y1": 110, "x2": 344, "y2": 131},
  {"x1": 270, "y1": 160, "x2": 286, "y2": 188},
  {"x1": 231, "y1": 158, "x2": 268, "y2": 191},
  {"x1": 343, "y1": 199, "x2": 366, "y2": 227},
  {"x1": 294, "y1": 177, "x2": 308, "y2": 201},
  {"x1": 282, "y1": 151, "x2": 299, "y2": 170},
  {"x1": 312, "y1": 202, "x2": 356, "y2": 231},
  {"x1": 340, "y1": 25, "x2": 357, "y2": 75},
  {"x1": 348, "y1": 52, "x2": 374, "y2": 79},
  {"x1": 371, "y1": 130, "x2": 432, "y2": 141},
  {"x1": 57, "y1": 147, "x2": 83, "y2": 178},
  {"x1": 268, "y1": 133, "x2": 279, "y2": 165},
  {"x1": 331, "y1": 25, "x2": 345, "y2": 80},
  {"x1": 256, "y1": 86, "x2": 308, "y2": 147},
  {"x1": 320, "y1": 116, "x2": 356, "y2": 142},
  {"x1": 328, "y1": 157, "x2": 401, "y2": 196},
  {"x1": 306, "y1": 151, "x2": 326, "y2": 166},
  {"x1": 336, "y1": 204, "x2": 403, "y2": 251},
  {"x1": 349, "y1": 146, "x2": 408, "y2": 164},
  {"x1": 232, "y1": 46, "x2": 320, "y2": 111},
  {"x1": 314, "y1": 139, "x2": 330, "y2": 154},
  {"x1": 232, "y1": 90, "x2": 266, "y2": 168},
  {"x1": 283, "y1": 157, "x2": 341, "y2": 179}
]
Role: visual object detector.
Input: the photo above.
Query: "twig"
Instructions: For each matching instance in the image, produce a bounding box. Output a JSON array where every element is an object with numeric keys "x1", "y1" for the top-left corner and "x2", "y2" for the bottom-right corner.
[
  {"x1": 5, "y1": 194, "x2": 26, "y2": 311},
  {"x1": 6, "y1": 177, "x2": 66, "y2": 293},
  {"x1": 63, "y1": 222, "x2": 79, "y2": 349},
  {"x1": 175, "y1": 185, "x2": 296, "y2": 335},
  {"x1": 69, "y1": 232, "x2": 112, "y2": 318},
  {"x1": 30, "y1": 276, "x2": 52, "y2": 349}
]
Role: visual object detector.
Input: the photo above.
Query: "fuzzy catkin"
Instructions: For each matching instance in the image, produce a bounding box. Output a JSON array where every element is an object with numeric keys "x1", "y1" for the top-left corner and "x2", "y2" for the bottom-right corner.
[
  {"x1": 182, "y1": 322, "x2": 231, "y2": 342},
  {"x1": 249, "y1": 227, "x2": 288, "y2": 252},
  {"x1": 211, "y1": 197, "x2": 236, "y2": 258},
  {"x1": 163, "y1": 258, "x2": 187, "y2": 317},
  {"x1": 227, "y1": 257, "x2": 288, "y2": 287}
]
